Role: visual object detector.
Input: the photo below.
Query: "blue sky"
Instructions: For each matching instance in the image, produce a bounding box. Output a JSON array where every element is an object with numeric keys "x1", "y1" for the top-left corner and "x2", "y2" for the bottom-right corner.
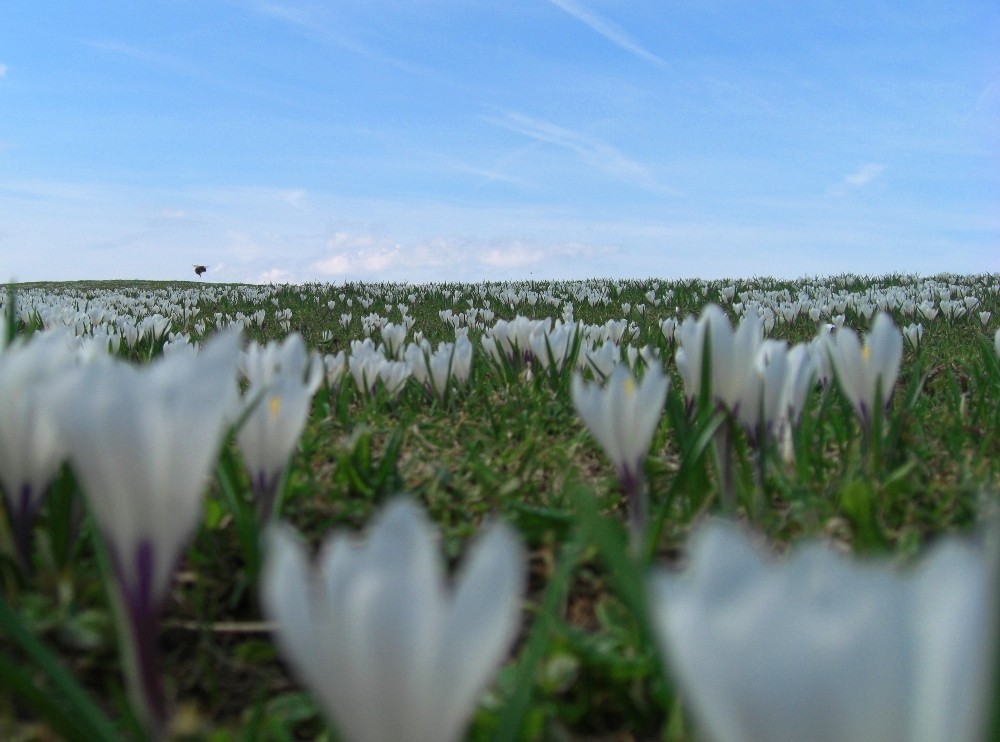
[{"x1": 2, "y1": 1, "x2": 998, "y2": 284}]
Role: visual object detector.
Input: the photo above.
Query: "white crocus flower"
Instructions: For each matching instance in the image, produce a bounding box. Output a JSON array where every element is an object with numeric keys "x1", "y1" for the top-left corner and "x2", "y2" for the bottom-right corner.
[
  {"x1": 580, "y1": 339, "x2": 620, "y2": 379},
  {"x1": 449, "y1": 335, "x2": 474, "y2": 384},
  {"x1": 736, "y1": 339, "x2": 788, "y2": 442},
  {"x1": 648, "y1": 520, "x2": 997, "y2": 742},
  {"x1": 60, "y1": 331, "x2": 242, "y2": 738},
  {"x1": 237, "y1": 374, "x2": 318, "y2": 518},
  {"x1": 777, "y1": 343, "x2": 818, "y2": 462},
  {"x1": 403, "y1": 340, "x2": 432, "y2": 387},
  {"x1": 241, "y1": 333, "x2": 319, "y2": 388},
  {"x1": 377, "y1": 359, "x2": 411, "y2": 397},
  {"x1": 427, "y1": 348, "x2": 454, "y2": 399},
  {"x1": 529, "y1": 320, "x2": 579, "y2": 372},
  {"x1": 827, "y1": 312, "x2": 903, "y2": 429},
  {"x1": 571, "y1": 363, "x2": 669, "y2": 542},
  {"x1": 239, "y1": 334, "x2": 323, "y2": 517},
  {"x1": 262, "y1": 498, "x2": 525, "y2": 742},
  {"x1": 380, "y1": 322, "x2": 407, "y2": 359},
  {"x1": 903, "y1": 322, "x2": 924, "y2": 352},
  {"x1": 348, "y1": 345, "x2": 384, "y2": 395},
  {"x1": 323, "y1": 350, "x2": 346, "y2": 388},
  {"x1": 780, "y1": 342, "x2": 817, "y2": 425},
  {"x1": 0, "y1": 332, "x2": 75, "y2": 570},
  {"x1": 407, "y1": 337, "x2": 473, "y2": 401},
  {"x1": 660, "y1": 317, "x2": 677, "y2": 343},
  {"x1": 675, "y1": 304, "x2": 763, "y2": 414}
]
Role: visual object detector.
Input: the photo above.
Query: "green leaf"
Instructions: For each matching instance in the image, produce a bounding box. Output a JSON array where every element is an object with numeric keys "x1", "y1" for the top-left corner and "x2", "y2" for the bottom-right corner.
[{"x1": 0, "y1": 595, "x2": 120, "y2": 741}]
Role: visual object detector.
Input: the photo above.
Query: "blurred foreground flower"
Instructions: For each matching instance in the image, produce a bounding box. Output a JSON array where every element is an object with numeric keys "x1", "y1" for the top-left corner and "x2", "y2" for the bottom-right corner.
[
  {"x1": 571, "y1": 363, "x2": 669, "y2": 543},
  {"x1": 0, "y1": 333, "x2": 75, "y2": 572},
  {"x1": 261, "y1": 498, "x2": 525, "y2": 742},
  {"x1": 648, "y1": 520, "x2": 997, "y2": 742},
  {"x1": 61, "y1": 331, "x2": 242, "y2": 739}
]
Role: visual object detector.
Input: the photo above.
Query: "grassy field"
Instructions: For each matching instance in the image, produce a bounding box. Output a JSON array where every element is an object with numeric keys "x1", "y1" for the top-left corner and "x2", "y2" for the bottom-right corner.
[{"x1": 1, "y1": 273, "x2": 999, "y2": 741}]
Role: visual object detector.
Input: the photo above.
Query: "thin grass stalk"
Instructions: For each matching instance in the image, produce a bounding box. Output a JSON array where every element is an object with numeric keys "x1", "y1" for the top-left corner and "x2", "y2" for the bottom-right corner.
[{"x1": 0, "y1": 592, "x2": 120, "y2": 741}]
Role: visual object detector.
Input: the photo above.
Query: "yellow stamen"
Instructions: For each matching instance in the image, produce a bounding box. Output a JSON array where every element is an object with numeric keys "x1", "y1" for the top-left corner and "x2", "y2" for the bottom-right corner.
[
  {"x1": 269, "y1": 396, "x2": 282, "y2": 417},
  {"x1": 862, "y1": 344, "x2": 871, "y2": 362}
]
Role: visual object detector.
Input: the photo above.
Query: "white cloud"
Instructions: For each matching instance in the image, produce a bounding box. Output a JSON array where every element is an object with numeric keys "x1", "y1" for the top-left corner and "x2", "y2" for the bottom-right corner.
[
  {"x1": 2, "y1": 177, "x2": 996, "y2": 284},
  {"x1": 479, "y1": 240, "x2": 545, "y2": 268},
  {"x1": 0, "y1": 64, "x2": 7, "y2": 79},
  {"x1": 842, "y1": 163, "x2": 885, "y2": 188},
  {"x1": 256, "y1": 267, "x2": 295, "y2": 284},
  {"x1": 313, "y1": 252, "x2": 352, "y2": 275},
  {"x1": 309, "y1": 229, "x2": 613, "y2": 282},
  {"x1": 314, "y1": 231, "x2": 402, "y2": 275},
  {"x1": 312, "y1": 234, "x2": 459, "y2": 280},
  {"x1": 277, "y1": 188, "x2": 308, "y2": 209},
  {"x1": 547, "y1": 0, "x2": 665, "y2": 67}
]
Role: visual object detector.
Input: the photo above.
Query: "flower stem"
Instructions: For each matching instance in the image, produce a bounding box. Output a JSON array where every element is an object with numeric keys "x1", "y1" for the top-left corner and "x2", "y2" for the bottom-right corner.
[
  {"x1": 620, "y1": 464, "x2": 648, "y2": 554},
  {"x1": 109, "y1": 540, "x2": 168, "y2": 741},
  {"x1": 715, "y1": 422, "x2": 735, "y2": 513}
]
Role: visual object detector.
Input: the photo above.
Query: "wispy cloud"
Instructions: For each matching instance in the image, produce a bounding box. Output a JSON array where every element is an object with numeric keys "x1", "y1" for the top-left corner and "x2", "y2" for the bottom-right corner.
[
  {"x1": 0, "y1": 64, "x2": 8, "y2": 79},
  {"x1": 484, "y1": 111, "x2": 671, "y2": 192},
  {"x1": 975, "y1": 79, "x2": 1000, "y2": 113},
  {"x1": 80, "y1": 39, "x2": 198, "y2": 75},
  {"x1": 547, "y1": 0, "x2": 665, "y2": 67},
  {"x1": 81, "y1": 37, "x2": 303, "y2": 107},
  {"x1": 248, "y1": 0, "x2": 436, "y2": 78},
  {"x1": 448, "y1": 161, "x2": 529, "y2": 189},
  {"x1": 840, "y1": 163, "x2": 885, "y2": 189}
]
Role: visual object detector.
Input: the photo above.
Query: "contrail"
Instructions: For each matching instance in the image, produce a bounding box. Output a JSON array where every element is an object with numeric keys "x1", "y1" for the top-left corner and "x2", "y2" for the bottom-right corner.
[{"x1": 547, "y1": 0, "x2": 666, "y2": 67}]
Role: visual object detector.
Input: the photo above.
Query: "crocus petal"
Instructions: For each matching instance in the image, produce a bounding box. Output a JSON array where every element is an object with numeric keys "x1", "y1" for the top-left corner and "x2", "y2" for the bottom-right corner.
[
  {"x1": 572, "y1": 372, "x2": 624, "y2": 466},
  {"x1": 262, "y1": 497, "x2": 525, "y2": 742},
  {"x1": 237, "y1": 375, "x2": 315, "y2": 503},
  {"x1": 827, "y1": 314, "x2": 902, "y2": 426},
  {"x1": 571, "y1": 364, "x2": 669, "y2": 479},
  {"x1": 62, "y1": 331, "x2": 241, "y2": 602},
  {"x1": 867, "y1": 313, "x2": 903, "y2": 399},
  {"x1": 435, "y1": 520, "x2": 525, "y2": 741},
  {"x1": 322, "y1": 501, "x2": 446, "y2": 742},
  {"x1": 909, "y1": 540, "x2": 995, "y2": 742},
  {"x1": 260, "y1": 524, "x2": 323, "y2": 694},
  {"x1": 648, "y1": 520, "x2": 996, "y2": 742}
]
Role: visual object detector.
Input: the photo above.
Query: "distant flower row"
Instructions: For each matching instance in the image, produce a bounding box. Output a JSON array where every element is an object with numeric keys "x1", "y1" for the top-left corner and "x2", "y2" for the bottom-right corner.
[{"x1": 3, "y1": 273, "x2": 996, "y2": 347}]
